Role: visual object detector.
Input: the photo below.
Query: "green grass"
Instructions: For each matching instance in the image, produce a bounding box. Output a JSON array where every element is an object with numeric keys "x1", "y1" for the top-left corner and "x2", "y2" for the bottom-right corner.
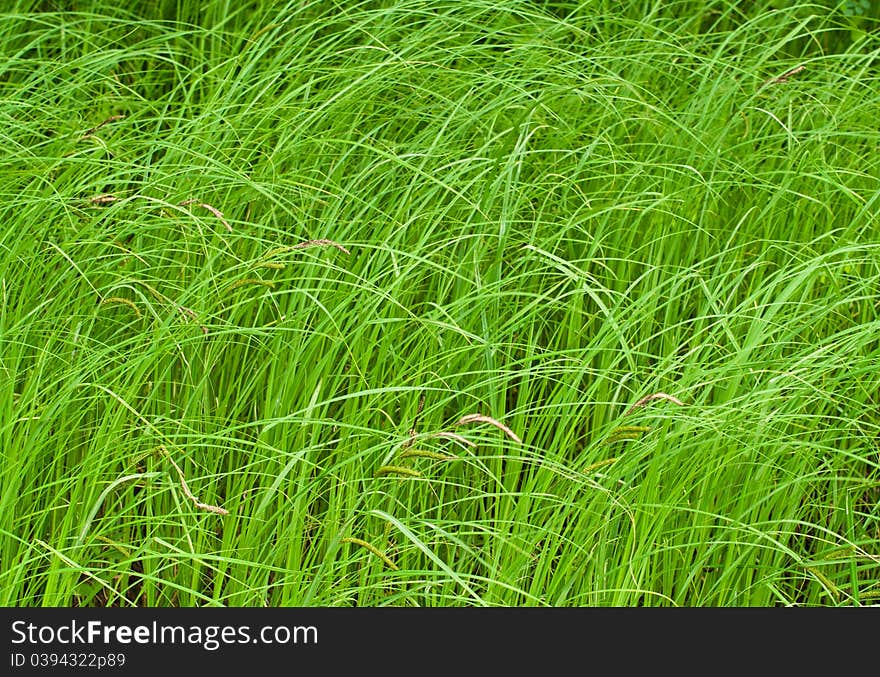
[{"x1": 1, "y1": 0, "x2": 878, "y2": 607}]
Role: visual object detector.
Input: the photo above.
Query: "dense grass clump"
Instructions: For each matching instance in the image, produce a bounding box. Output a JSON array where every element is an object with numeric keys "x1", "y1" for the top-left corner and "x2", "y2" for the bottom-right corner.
[{"x1": 1, "y1": 0, "x2": 878, "y2": 606}]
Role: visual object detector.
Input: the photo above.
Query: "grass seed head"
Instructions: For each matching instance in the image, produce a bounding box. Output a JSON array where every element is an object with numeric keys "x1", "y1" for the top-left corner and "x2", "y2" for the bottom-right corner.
[
  {"x1": 89, "y1": 194, "x2": 118, "y2": 205},
  {"x1": 376, "y1": 465, "x2": 423, "y2": 478},
  {"x1": 341, "y1": 537, "x2": 399, "y2": 571},
  {"x1": 624, "y1": 392, "x2": 685, "y2": 415},
  {"x1": 179, "y1": 199, "x2": 232, "y2": 232},
  {"x1": 158, "y1": 445, "x2": 229, "y2": 516},
  {"x1": 456, "y1": 413, "x2": 522, "y2": 444},
  {"x1": 99, "y1": 296, "x2": 142, "y2": 318}
]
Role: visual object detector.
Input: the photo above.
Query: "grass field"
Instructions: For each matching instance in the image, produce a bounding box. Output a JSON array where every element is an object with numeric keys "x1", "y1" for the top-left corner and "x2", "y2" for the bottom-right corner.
[{"x1": 1, "y1": 0, "x2": 878, "y2": 606}]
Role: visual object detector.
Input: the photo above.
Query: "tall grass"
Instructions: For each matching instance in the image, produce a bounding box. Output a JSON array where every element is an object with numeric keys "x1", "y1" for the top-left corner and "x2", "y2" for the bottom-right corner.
[{"x1": 1, "y1": 0, "x2": 878, "y2": 606}]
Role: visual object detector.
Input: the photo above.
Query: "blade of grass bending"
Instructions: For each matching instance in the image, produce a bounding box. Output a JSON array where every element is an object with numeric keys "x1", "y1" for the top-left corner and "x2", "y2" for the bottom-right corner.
[
  {"x1": 370, "y1": 509, "x2": 485, "y2": 605},
  {"x1": 76, "y1": 472, "x2": 163, "y2": 547}
]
